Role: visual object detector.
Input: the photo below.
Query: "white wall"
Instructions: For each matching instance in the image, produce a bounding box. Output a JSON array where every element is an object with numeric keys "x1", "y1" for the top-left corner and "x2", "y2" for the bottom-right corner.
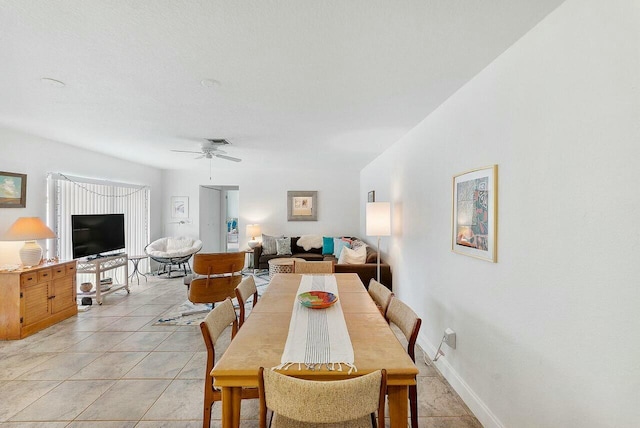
[
  {"x1": 0, "y1": 128, "x2": 163, "y2": 264},
  {"x1": 360, "y1": 0, "x2": 640, "y2": 427},
  {"x1": 162, "y1": 167, "x2": 360, "y2": 246}
]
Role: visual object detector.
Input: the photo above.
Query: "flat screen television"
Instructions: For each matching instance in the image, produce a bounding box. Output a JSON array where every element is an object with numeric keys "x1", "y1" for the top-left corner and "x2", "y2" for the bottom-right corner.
[{"x1": 71, "y1": 214, "x2": 125, "y2": 259}]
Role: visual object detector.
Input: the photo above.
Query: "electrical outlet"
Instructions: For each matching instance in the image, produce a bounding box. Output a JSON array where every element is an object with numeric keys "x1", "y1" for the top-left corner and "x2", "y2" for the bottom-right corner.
[{"x1": 444, "y1": 328, "x2": 456, "y2": 349}]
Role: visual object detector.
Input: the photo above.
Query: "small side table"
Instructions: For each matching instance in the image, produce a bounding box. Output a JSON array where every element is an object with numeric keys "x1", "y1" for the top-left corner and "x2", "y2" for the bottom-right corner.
[
  {"x1": 268, "y1": 257, "x2": 305, "y2": 279},
  {"x1": 128, "y1": 255, "x2": 148, "y2": 284}
]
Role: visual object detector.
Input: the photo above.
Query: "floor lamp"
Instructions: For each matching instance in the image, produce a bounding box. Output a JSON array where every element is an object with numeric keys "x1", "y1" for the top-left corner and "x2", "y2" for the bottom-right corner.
[{"x1": 366, "y1": 202, "x2": 390, "y2": 283}]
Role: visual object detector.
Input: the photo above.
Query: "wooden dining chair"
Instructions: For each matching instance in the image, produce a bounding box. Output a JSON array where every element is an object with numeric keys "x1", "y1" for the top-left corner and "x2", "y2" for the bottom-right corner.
[
  {"x1": 258, "y1": 367, "x2": 386, "y2": 428},
  {"x1": 200, "y1": 298, "x2": 258, "y2": 428},
  {"x1": 368, "y1": 279, "x2": 394, "y2": 319},
  {"x1": 386, "y1": 297, "x2": 422, "y2": 428},
  {"x1": 293, "y1": 260, "x2": 334, "y2": 274},
  {"x1": 188, "y1": 252, "x2": 245, "y2": 304},
  {"x1": 234, "y1": 275, "x2": 258, "y2": 328}
]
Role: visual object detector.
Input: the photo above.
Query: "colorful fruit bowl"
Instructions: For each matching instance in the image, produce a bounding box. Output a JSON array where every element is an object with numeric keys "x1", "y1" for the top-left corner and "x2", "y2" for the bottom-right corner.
[{"x1": 297, "y1": 291, "x2": 338, "y2": 309}]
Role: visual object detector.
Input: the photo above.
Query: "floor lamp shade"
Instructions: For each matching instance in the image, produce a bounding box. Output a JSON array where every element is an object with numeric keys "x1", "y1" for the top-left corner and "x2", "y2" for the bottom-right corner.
[
  {"x1": 366, "y1": 202, "x2": 390, "y2": 283},
  {"x1": 1, "y1": 217, "x2": 56, "y2": 267},
  {"x1": 246, "y1": 224, "x2": 261, "y2": 249},
  {"x1": 366, "y1": 202, "x2": 391, "y2": 236}
]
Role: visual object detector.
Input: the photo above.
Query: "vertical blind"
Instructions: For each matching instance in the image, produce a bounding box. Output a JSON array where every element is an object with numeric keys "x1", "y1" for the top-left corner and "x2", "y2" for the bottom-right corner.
[{"x1": 47, "y1": 173, "x2": 150, "y2": 264}]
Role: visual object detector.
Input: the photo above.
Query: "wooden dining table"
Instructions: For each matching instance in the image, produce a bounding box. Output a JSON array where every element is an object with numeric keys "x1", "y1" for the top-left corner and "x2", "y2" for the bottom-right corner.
[{"x1": 212, "y1": 273, "x2": 418, "y2": 427}]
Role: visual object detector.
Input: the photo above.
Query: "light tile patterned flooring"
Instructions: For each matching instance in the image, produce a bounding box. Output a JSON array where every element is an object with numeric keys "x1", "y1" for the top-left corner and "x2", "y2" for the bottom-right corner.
[{"x1": 0, "y1": 275, "x2": 482, "y2": 427}]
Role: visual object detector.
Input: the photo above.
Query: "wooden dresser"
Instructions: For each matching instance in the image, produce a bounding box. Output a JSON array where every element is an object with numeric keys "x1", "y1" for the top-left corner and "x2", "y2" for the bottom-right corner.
[{"x1": 0, "y1": 260, "x2": 77, "y2": 340}]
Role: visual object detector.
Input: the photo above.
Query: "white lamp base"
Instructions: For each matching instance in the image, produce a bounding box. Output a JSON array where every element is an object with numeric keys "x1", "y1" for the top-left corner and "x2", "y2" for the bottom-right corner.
[
  {"x1": 248, "y1": 240, "x2": 259, "y2": 249},
  {"x1": 20, "y1": 240, "x2": 43, "y2": 267}
]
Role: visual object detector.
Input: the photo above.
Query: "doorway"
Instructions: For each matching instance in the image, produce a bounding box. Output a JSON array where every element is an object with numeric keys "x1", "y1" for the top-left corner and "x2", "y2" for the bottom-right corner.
[{"x1": 199, "y1": 185, "x2": 240, "y2": 253}]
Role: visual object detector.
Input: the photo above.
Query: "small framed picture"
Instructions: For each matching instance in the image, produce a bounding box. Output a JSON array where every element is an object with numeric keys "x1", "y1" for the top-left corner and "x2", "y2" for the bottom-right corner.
[
  {"x1": 171, "y1": 196, "x2": 189, "y2": 219},
  {"x1": 452, "y1": 165, "x2": 498, "y2": 262},
  {"x1": 0, "y1": 171, "x2": 27, "y2": 208},
  {"x1": 287, "y1": 191, "x2": 317, "y2": 221},
  {"x1": 367, "y1": 190, "x2": 375, "y2": 203}
]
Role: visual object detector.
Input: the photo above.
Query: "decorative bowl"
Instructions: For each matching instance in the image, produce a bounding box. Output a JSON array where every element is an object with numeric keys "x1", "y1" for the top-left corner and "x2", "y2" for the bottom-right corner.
[
  {"x1": 80, "y1": 282, "x2": 93, "y2": 292},
  {"x1": 298, "y1": 291, "x2": 338, "y2": 309}
]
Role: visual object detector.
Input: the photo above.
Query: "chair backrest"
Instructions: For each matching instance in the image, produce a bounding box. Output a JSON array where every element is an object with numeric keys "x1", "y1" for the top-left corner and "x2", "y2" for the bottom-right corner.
[
  {"x1": 258, "y1": 367, "x2": 386, "y2": 427},
  {"x1": 293, "y1": 260, "x2": 334, "y2": 274},
  {"x1": 234, "y1": 275, "x2": 258, "y2": 328},
  {"x1": 189, "y1": 252, "x2": 245, "y2": 304},
  {"x1": 200, "y1": 298, "x2": 238, "y2": 377},
  {"x1": 386, "y1": 297, "x2": 422, "y2": 362},
  {"x1": 368, "y1": 279, "x2": 394, "y2": 317}
]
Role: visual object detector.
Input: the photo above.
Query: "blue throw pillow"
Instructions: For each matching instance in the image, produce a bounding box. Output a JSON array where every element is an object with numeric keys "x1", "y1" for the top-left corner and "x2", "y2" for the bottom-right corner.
[
  {"x1": 322, "y1": 236, "x2": 334, "y2": 255},
  {"x1": 333, "y1": 238, "x2": 351, "y2": 258}
]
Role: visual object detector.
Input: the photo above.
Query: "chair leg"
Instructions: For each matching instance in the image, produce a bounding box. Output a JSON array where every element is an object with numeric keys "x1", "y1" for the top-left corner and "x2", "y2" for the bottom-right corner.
[{"x1": 409, "y1": 384, "x2": 418, "y2": 428}]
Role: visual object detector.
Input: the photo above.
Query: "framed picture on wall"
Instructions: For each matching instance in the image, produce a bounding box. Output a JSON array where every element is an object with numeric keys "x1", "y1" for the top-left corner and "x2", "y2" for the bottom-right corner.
[
  {"x1": 171, "y1": 196, "x2": 189, "y2": 219},
  {"x1": 368, "y1": 190, "x2": 375, "y2": 202},
  {"x1": 0, "y1": 171, "x2": 27, "y2": 208},
  {"x1": 287, "y1": 191, "x2": 317, "y2": 221},
  {"x1": 452, "y1": 165, "x2": 498, "y2": 262}
]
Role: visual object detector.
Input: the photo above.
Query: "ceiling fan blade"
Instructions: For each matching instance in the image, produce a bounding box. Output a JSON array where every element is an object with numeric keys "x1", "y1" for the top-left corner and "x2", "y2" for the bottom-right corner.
[
  {"x1": 194, "y1": 155, "x2": 205, "y2": 159},
  {"x1": 214, "y1": 153, "x2": 242, "y2": 162},
  {"x1": 171, "y1": 149, "x2": 202, "y2": 154}
]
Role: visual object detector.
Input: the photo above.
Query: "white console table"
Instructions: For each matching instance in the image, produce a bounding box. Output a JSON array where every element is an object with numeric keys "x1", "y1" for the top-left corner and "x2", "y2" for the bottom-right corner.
[{"x1": 76, "y1": 254, "x2": 130, "y2": 305}]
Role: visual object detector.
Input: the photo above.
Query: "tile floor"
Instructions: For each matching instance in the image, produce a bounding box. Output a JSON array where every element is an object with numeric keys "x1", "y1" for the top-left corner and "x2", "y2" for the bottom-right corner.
[{"x1": 0, "y1": 275, "x2": 482, "y2": 427}]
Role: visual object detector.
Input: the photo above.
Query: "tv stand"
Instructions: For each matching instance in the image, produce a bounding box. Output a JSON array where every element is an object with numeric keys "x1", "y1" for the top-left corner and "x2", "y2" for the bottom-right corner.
[{"x1": 76, "y1": 254, "x2": 129, "y2": 305}]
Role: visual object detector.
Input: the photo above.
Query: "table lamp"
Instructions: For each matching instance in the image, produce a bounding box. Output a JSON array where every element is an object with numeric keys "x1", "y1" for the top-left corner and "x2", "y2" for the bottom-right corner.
[
  {"x1": 246, "y1": 224, "x2": 261, "y2": 249},
  {"x1": 1, "y1": 217, "x2": 57, "y2": 267},
  {"x1": 366, "y1": 202, "x2": 391, "y2": 282}
]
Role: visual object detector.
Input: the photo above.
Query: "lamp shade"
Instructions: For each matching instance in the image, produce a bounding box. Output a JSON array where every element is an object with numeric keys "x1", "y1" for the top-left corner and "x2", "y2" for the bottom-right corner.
[
  {"x1": 366, "y1": 202, "x2": 390, "y2": 236},
  {"x1": 246, "y1": 224, "x2": 261, "y2": 239},
  {"x1": 1, "y1": 217, "x2": 56, "y2": 241}
]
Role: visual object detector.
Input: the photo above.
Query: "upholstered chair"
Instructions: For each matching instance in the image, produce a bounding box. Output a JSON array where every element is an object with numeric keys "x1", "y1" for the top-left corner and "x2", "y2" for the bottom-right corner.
[
  {"x1": 293, "y1": 260, "x2": 334, "y2": 274},
  {"x1": 386, "y1": 297, "x2": 422, "y2": 428},
  {"x1": 368, "y1": 278, "x2": 394, "y2": 319},
  {"x1": 258, "y1": 367, "x2": 386, "y2": 428},
  {"x1": 234, "y1": 275, "x2": 258, "y2": 328}
]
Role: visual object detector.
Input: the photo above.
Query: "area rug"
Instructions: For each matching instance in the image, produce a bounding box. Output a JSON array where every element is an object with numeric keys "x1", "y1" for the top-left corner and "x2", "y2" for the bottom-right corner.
[{"x1": 153, "y1": 273, "x2": 270, "y2": 326}]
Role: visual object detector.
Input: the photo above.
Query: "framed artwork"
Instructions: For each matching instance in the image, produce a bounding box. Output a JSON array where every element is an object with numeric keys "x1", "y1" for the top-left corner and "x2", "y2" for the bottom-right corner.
[
  {"x1": 171, "y1": 196, "x2": 189, "y2": 219},
  {"x1": 452, "y1": 165, "x2": 498, "y2": 262},
  {"x1": 368, "y1": 190, "x2": 375, "y2": 202},
  {"x1": 0, "y1": 171, "x2": 27, "y2": 208},
  {"x1": 287, "y1": 191, "x2": 317, "y2": 221}
]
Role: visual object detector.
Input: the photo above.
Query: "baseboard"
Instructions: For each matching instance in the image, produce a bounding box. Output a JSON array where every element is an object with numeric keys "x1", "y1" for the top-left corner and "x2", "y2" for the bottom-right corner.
[{"x1": 418, "y1": 333, "x2": 504, "y2": 428}]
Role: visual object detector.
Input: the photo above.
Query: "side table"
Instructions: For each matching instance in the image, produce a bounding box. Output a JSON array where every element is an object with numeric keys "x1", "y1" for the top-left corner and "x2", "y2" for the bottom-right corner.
[
  {"x1": 128, "y1": 255, "x2": 148, "y2": 284},
  {"x1": 268, "y1": 257, "x2": 306, "y2": 279}
]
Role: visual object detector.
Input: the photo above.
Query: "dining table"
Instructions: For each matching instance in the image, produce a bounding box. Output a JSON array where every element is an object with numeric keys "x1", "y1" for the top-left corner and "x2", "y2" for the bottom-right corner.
[{"x1": 211, "y1": 273, "x2": 418, "y2": 428}]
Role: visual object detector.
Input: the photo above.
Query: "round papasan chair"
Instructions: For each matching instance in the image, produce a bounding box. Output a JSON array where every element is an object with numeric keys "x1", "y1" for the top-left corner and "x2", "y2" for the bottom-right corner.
[{"x1": 144, "y1": 237, "x2": 203, "y2": 278}]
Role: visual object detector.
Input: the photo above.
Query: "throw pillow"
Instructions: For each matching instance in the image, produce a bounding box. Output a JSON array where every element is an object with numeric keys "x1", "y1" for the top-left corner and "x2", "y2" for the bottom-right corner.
[
  {"x1": 276, "y1": 237, "x2": 292, "y2": 256},
  {"x1": 333, "y1": 238, "x2": 351, "y2": 258},
  {"x1": 337, "y1": 245, "x2": 367, "y2": 264},
  {"x1": 322, "y1": 236, "x2": 334, "y2": 255},
  {"x1": 351, "y1": 239, "x2": 367, "y2": 251},
  {"x1": 261, "y1": 234, "x2": 283, "y2": 255}
]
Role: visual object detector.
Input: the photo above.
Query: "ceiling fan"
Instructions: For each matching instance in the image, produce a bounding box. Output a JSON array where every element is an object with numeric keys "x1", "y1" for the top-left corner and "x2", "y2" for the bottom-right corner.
[{"x1": 170, "y1": 139, "x2": 242, "y2": 163}]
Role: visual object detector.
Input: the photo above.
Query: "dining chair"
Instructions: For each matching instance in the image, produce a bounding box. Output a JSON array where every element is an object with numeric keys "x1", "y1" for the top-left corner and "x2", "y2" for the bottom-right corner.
[
  {"x1": 200, "y1": 298, "x2": 259, "y2": 428},
  {"x1": 386, "y1": 297, "x2": 422, "y2": 428},
  {"x1": 188, "y1": 252, "x2": 245, "y2": 304},
  {"x1": 258, "y1": 367, "x2": 386, "y2": 428},
  {"x1": 293, "y1": 260, "x2": 334, "y2": 274},
  {"x1": 368, "y1": 279, "x2": 394, "y2": 319},
  {"x1": 234, "y1": 275, "x2": 258, "y2": 328}
]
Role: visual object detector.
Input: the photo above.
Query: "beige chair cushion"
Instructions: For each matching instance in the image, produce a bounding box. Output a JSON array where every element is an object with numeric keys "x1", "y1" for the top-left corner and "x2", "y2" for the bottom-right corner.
[
  {"x1": 235, "y1": 276, "x2": 257, "y2": 304},
  {"x1": 386, "y1": 297, "x2": 419, "y2": 342},
  {"x1": 202, "y1": 298, "x2": 236, "y2": 345},
  {"x1": 263, "y1": 369, "x2": 382, "y2": 425},
  {"x1": 368, "y1": 279, "x2": 393, "y2": 315}
]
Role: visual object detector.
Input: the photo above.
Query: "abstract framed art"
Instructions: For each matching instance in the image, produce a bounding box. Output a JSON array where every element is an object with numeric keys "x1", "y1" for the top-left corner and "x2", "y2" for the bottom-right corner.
[
  {"x1": 452, "y1": 165, "x2": 498, "y2": 262},
  {"x1": 287, "y1": 191, "x2": 317, "y2": 221},
  {"x1": 0, "y1": 171, "x2": 27, "y2": 208},
  {"x1": 171, "y1": 196, "x2": 189, "y2": 219}
]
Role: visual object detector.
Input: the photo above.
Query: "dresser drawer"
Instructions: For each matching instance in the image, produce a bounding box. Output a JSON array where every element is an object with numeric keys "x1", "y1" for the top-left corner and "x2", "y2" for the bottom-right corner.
[
  {"x1": 37, "y1": 268, "x2": 53, "y2": 282},
  {"x1": 65, "y1": 263, "x2": 76, "y2": 275},
  {"x1": 52, "y1": 265, "x2": 67, "y2": 278},
  {"x1": 21, "y1": 272, "x2": 39, "y2": 286}
]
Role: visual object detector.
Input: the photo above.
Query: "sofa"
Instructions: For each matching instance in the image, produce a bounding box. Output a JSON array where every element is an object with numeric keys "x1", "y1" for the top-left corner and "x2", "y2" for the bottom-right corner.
[{"x1": 253, "y1": 236, "x2": 392, "y2": 290}]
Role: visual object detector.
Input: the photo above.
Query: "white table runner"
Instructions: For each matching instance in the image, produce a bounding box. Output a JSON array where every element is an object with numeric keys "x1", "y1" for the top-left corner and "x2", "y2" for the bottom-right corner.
[{"x1": 275, "y1": 275, "x2": 356, "y2": 373}]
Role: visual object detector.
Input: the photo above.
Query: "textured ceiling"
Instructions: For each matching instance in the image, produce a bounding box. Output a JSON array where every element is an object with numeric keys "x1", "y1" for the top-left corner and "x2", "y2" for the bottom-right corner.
[{"x1": 0, "y1": 0, "x2": 564, "y2": 170}]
